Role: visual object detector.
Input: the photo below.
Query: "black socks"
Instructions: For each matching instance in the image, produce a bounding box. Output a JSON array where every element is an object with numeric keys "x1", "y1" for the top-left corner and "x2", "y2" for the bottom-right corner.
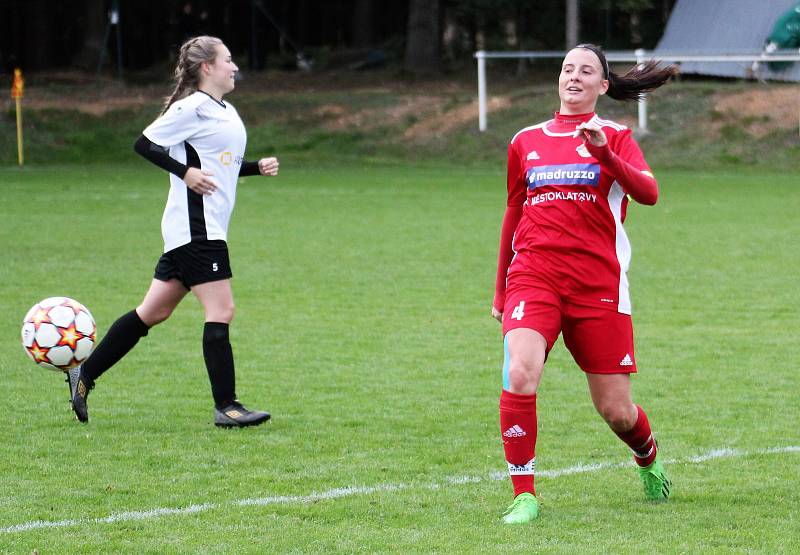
[
  {"x1": 82, "y1": 310, "x2": 150, "y2": 382},
  {"x1": 81, "y1": 312, "x2": 236, "y2": 409},
  {"x1": 202, "y1": 322, "x2": 236, "y2": 409}
]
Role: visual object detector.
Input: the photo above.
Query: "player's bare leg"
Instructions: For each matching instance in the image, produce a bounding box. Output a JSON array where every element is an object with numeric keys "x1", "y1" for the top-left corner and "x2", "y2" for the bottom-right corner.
[
  {"x1": 136, "y1": 278, "x2": 190, "y2": 326},
  {"x1": 586, "y1": 373, "x2": 671, "y2": 500}
]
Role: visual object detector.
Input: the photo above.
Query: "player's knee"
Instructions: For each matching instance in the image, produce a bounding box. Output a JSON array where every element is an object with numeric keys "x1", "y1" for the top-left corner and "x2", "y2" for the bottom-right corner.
[
  {"x1": 138, "y1": 305, "x2": 173, "y2": 326},
  {"x1": 597, "y1": 403, "x2": 635, "y2": 432},
  {"x1": 208, "y1": 302, "x2": 235, "y2": 323},
  {"x1": 506, "y1": 360, "x2": 539, "y2": 392}
]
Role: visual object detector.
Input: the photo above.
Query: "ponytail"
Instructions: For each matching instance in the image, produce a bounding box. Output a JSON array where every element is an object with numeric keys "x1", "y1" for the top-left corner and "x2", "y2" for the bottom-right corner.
[
  {"x1": 160, "y1": 35, "x2": 223, "y2": 115},
  {"x1": 161, "y1": 73, "x2": 190, "y2": 115},
  {"x1": 575, "y1": 43, "x2": 678, "y2": 102},
  {"x1": 607, "y1": 60, "x2": 679, "y2": 101}
]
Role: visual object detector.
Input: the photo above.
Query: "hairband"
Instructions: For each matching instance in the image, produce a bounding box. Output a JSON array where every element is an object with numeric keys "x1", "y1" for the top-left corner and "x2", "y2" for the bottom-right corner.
[{"x1": 575, "y1": 44, "x2": 609, "y2": 79}]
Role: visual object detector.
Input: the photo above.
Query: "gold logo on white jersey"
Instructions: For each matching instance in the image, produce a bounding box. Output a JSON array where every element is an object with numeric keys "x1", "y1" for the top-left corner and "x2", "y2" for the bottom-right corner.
[{"x1": 220, "y1": 151, "x2": 233, "y2": 165}]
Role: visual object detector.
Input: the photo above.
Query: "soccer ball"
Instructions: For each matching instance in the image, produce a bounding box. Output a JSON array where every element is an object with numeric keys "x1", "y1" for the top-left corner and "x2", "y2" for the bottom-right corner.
[{"x1": 21, "y1": 297, "x2": 96, "y2": 372}]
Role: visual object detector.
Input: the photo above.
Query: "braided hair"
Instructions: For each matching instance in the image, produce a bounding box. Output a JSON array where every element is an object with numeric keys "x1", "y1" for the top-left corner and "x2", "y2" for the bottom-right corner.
[
  {"x1": 160, "y1": 36, "x2": 223, "y2": 115},
  {"x1": 574, "y1": 43, "x2": 678, "y2": 102}
]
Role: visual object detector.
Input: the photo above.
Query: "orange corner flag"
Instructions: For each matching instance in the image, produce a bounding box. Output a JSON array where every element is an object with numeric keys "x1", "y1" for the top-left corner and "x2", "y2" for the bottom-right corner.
[
  {"x1": 12, "y1": 68, "x2": 24, "y2": 166},
  {"x1": 11, "y1": 68, "x2": 24, "y2": 99}
]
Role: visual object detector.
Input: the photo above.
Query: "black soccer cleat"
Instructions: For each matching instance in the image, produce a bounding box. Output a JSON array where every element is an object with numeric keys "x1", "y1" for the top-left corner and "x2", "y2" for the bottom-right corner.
[
  {"x1": 214, "y1": 400, "x2": 271, "y2": 428},
  {"x1": 66, "y1": 364, "x2": 94, "y2": 423}
]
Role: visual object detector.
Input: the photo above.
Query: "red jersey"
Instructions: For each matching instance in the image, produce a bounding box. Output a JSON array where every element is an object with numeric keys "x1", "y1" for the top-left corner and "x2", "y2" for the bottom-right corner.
[{"x1": 495, "y1": 111, "x2": 657, "y2": 315}]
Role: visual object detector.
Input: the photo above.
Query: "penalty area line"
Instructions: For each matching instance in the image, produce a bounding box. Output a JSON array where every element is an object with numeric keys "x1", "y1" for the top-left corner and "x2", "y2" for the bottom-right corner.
[{"x1": 2, "y1": 445, "x2": 797, "y2": 534}]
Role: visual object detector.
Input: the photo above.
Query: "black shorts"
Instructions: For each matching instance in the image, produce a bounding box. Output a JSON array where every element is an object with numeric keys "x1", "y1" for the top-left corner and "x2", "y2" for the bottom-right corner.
[{"x1": 154, "y1": 240, "x2": 233, "y2": 289}]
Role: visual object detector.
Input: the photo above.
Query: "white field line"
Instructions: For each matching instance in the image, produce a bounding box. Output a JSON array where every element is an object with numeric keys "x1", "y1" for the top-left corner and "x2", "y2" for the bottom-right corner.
[{"x1": 2, "y1": 445, "x2": 798, "y2": 534}]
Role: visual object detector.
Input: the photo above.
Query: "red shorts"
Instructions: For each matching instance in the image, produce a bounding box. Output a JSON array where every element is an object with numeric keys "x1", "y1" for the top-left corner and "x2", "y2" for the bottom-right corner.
[{"x1": 502, "y1": 283, "x2": 637, "y2": 374}]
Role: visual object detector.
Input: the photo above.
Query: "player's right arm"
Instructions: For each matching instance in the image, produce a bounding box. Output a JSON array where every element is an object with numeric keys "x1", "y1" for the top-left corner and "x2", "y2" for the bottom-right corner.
[
  {"x1": 133, "y1": 134, "x2": 189, "y2": 179},
  {"x1": 135, "y1": 100, "x2": 217, "y2": 195},
  {"x1": 493, "y1": 140, "x2": 527, "y2": 321},
  {"x1": 577, "y1": 124, "x2": 658, "y2": 205},
  {"x1": 133, "y1": 135, "x2": 217, "y2": 195}
]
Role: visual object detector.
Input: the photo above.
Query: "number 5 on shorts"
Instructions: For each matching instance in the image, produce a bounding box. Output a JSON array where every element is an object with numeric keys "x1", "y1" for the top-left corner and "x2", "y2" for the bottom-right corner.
[{"x1": 510, "y1": 301, "x2": 525, "y2": 321}]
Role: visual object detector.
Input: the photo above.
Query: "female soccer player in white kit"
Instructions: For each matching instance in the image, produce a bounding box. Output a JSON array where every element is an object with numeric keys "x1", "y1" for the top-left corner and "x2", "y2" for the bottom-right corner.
[
  {"x1": 494, "y1": 44, "x2": 677, "y2": 523},
  {"x1": 68, "y1": 36, "x2": 279, "y2": 428}
]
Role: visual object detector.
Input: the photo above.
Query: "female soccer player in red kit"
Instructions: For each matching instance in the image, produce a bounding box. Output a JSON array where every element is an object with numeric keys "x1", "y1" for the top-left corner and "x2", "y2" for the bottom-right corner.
[{"x1": 493, "y1": 44, "x2": 677, "y2": 524}]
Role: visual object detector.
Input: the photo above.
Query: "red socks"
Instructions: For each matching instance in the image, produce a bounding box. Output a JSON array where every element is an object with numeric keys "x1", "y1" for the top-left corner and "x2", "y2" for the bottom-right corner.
[
  {"x1": 615, "y1": 404, "x2": 657, "y2": 467},
  {"x1": 500, "y1": 389, "x2": 538, "y2": 496},
  {"x1": 501, "y1": 394, "x2": 657, "y2": 497}
]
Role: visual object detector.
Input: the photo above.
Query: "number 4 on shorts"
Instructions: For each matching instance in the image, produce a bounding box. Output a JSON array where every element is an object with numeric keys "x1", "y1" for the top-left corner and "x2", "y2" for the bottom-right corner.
[{"x1": 510, "y1": 301, "x2": 525, "y2": 321}]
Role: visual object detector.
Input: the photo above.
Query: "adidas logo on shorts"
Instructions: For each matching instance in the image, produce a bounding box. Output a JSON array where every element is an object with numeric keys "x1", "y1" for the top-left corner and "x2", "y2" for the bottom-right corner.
[{"x1": 620, "y1": 354, "x2": 633, "y2": 366}]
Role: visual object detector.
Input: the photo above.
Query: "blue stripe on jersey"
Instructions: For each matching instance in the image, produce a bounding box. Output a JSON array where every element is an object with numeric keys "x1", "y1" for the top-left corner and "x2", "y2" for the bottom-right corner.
[
  {"x1": 526, "y1": 163, "x2": 601, "y2": 189},
  {"x1": 502, "y1": 335, "x2": 510, "y2": 390}
]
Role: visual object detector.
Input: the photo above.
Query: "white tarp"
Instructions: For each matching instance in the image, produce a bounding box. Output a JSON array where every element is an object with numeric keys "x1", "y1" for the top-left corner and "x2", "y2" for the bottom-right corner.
[{"x1": 656, "y1": 0, "x2": 800, "y2": 82}]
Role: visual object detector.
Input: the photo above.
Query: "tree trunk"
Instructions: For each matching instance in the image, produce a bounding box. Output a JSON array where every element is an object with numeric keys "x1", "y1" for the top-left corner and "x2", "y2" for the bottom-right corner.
[
  {"x1": 352, "y1": 0, "x2": 373, "y2": 48},
  {"x1": 514, "y1": 2, "x2": 527, "y2": 76},
  {"x1": 566, "y1": 0, "x2": 580, "y2": 49},
  {"x1": 404, "y1": 0, "x2": 439, "y2": 73},
  {"x1": 25, "y1": 0, "x2": 52, "y2": 69},
  {"x1": 73, "y1": 0, "x2": 107, "y2": 70}
]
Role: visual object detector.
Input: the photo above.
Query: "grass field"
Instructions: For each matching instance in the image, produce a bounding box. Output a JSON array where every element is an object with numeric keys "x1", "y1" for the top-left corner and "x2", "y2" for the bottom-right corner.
[{"x1": 1, "y1": 163, "x2": 798, "y2": 553}]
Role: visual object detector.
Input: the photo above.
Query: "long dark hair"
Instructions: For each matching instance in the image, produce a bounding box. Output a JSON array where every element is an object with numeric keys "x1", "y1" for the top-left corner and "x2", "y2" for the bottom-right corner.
[
  {"x1": 575, "y1": 43, "x2": 678, "y2": 102},
  {"x1": 160, "y1": 36, "x2": 223, "y2": 115}
]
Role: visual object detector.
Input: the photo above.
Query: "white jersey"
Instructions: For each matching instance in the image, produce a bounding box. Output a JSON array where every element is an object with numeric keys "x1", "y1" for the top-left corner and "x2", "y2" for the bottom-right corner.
[{"x1": 142, "y1": 91, "x2": 247, "y2": 252}]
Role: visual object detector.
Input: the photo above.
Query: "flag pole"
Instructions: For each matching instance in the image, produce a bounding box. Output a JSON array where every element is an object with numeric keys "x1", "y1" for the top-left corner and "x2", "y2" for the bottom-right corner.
[
  {"x1": 16, "y1": 97, "x2": 23, "y2": 167},
  {"x1": 11, "y1": 68, "x2": 24, "y2": 167}
]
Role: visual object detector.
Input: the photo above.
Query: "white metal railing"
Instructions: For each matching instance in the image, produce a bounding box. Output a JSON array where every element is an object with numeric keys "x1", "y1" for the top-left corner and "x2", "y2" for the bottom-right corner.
[{"x1": 475, "y1": 49, "x2": 800, "y2": 132}]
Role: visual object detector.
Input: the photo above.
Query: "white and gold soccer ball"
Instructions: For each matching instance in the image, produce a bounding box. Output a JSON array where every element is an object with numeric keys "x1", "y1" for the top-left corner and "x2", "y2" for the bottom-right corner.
[{"x1": 21, "y1": 297, "x2": 96, "y2": 372}]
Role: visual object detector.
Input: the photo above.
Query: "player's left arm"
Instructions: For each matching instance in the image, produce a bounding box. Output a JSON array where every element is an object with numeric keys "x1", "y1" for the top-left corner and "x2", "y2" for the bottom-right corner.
[
  {"x1": 239, "y1": 157, "x2": 279, "y2": 177},
  {"x1": 575, "y1": 123, "x2": 658, "y2": 205}
]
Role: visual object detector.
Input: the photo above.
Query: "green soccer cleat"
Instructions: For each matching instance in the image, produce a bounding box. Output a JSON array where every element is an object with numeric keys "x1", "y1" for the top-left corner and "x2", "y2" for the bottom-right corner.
[
  {"x1": 638, "y1": 454, "x2": 671, "y2": 501},
  {"x1": 501, "y1": 492, "x2": 539, "y2": 524}
]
